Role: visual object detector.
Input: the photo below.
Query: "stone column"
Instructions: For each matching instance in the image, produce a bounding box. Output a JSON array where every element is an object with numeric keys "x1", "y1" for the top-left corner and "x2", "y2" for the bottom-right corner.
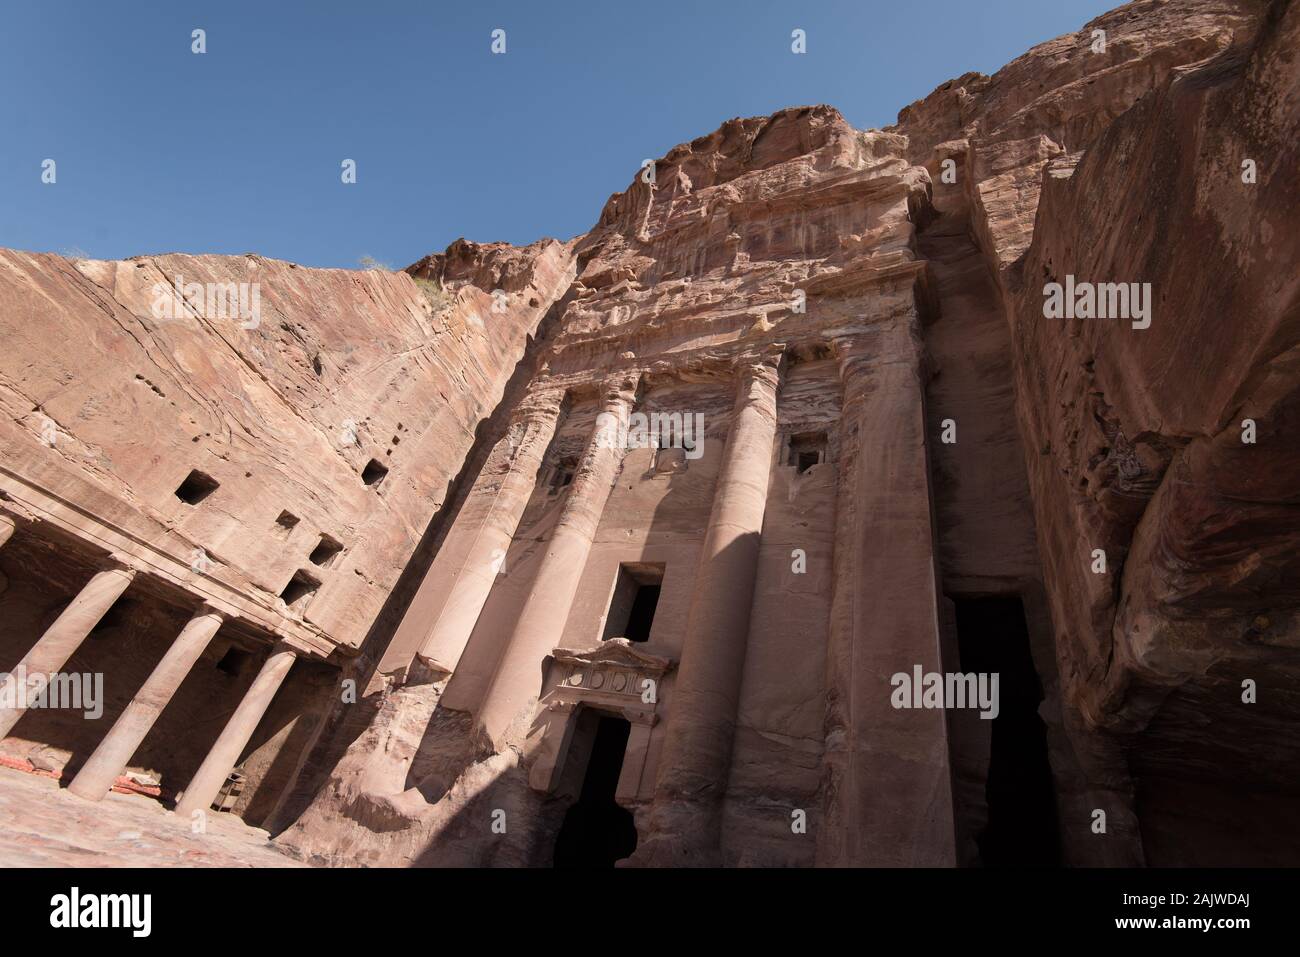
[
  {"x1": 816, "y1": 320, "x2": 956, "y2": 866},
  {"x1": 632, "y1": 350, "x2": 782, "y2": 866},
  {"x1": 0, "y1": 513, "x2": 16, "y2": 550},
  {"x1": 475, "y1": 374, "x2": 639, "y2": 748},
  {"x1": 68, "y1": 604, "x2": 225, "y2": 801},
  {"x1": 174, "y1": 644, "x2": 297, "y2": 818},
  {"x1": 381, "y1": 390, "x2": 565, "y2": 678},
  {"x1": 0, "y1": 555, "x2": 136, "y2": 739}
]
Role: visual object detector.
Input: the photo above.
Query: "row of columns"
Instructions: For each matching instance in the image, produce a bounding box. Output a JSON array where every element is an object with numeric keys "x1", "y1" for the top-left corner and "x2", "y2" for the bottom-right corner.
[
  {"x1": 381, "y1": 390, "x2": 566, "y2": 678},
  {"x1": 476, "y1": 374, "x2": 640, "y2": 747},
  {"x1": 630, "y1": 325, "x2": 955, "y2": 866},
  {"x1": 360, "y1": 323, "x2": 952, "y2": 865},
  {"x1": 394, "y1": 354, "x2": 783, "y2": 776},
  {"x1": 0, "y1": 522, "x2": 298, "y2": 818}
]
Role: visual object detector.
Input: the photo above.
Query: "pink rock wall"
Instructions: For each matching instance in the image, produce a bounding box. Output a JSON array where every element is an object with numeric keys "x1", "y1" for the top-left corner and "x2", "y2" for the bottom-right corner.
[
  {"x1": 0, "y1": 240, "x2": 575, "y2": 654},
  {"x1": 3, "y1": 0, "x2": 1295, "y2": 869}
]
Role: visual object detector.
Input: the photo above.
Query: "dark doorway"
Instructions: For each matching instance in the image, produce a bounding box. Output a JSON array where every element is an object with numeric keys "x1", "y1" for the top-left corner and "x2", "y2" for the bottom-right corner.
[
  {"x1": 953, "y1": 595, "x2": 1060, "y2": 867},
  {"x1": 552, "y1": 716, "x2": 638, "y2": 867}
]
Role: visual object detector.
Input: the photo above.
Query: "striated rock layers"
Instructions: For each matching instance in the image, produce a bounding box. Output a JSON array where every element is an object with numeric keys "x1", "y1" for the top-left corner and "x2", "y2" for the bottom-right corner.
[
  {"x1": 0, "y1": 0, "x2": 1295, "y2": 866},
  {"x1": 0, "y1": 239, "x2": 575, "y2": 820}
]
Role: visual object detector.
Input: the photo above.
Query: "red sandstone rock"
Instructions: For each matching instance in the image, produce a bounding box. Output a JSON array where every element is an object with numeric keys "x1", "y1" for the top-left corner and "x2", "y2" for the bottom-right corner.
[{"x1": 0, "y1": 0, "x2": 1295, "y2": 868}]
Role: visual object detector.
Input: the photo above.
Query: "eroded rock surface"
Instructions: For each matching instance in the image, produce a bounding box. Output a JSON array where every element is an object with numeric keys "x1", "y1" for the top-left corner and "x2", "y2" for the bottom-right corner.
[{"x1": 1, "y1": 0, "x2": 1295, "y2": 868}]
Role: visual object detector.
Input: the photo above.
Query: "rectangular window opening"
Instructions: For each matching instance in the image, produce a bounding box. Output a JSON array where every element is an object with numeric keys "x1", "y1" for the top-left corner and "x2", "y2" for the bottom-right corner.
[
  {"x1": 600, "y1": 563, "x2": 665, "y2": 644},
  {"x1": 279, "y1": 569, "x2": 321, "y2": 610},
  {"x1": 787, "y1": 432, "x2": 827, "y2": 474},
  {"x1": 361, "y1": 458, "x2": 389, "y2": 487},
  {"x1": 175, "y1": 469, "x2": 220, "y2": 505},
  {"x1": 308, "y1": 534, "x2": 344, "y2": 567}
]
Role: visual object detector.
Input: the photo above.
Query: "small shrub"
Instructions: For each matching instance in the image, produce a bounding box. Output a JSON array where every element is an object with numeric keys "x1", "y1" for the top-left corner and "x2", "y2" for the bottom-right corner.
[{"x1": 413, "y1": 275, "x2": 451, "y2": 312}]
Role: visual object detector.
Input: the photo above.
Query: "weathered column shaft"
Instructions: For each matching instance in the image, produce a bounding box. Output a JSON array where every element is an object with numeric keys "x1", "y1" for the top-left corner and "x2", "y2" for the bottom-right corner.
[
  {"x1": 0, "y1": 513, "x2": 15, "y2": 550},
  {"x1": 475, "y1": 376, "x2": 638, "y2": 748},
  {"x1": 636, "y1": 352, "x2": 781, "y2": 864},
  {"x1": 174, "y1": 645, "x2": 296, "y2": 818},
  {"x1": 380, "y1": 391, "x2": 565, "y2": 678},
  {"x1": 0, "y1": 557, "x2": 136, "y2": 739},
  {"x1": 817, "y1": 320, "x2": 955, "y2": 866},
  {"x1": 67, "y1": 606, "x2": 225, "y2": 801}
]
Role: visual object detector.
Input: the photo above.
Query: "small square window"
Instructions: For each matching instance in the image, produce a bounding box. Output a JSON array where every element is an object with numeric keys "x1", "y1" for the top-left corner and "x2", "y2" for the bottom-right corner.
[
  {"x1": 275, "y1": 510, "x2": 300, "y2": 531},
  {"x1": 787, "y1": 432, "x2": 827, "y2": 474},
  {"x1": 308, "y1": 534, "x2": 344, "y2": 567},
  {"x1": 361, "y1": 459, "x2": 389, "y2": 487},
  {"x1": 89, "y1": 599, "x2": 136, "y2": 637},
  {"x1": 175, "y1": 470, "x2": 219, "y2": 505},
  {"x1": 279, "y1": 570, "x2": 321, "y2": 610}
]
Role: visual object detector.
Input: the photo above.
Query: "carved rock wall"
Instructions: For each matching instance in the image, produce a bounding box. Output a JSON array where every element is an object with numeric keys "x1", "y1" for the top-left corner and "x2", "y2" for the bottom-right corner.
[
  {"x1": 2, "y1": 0, "x2": 1296, "y2": 868},
  {"x1": 1003, "y1": 0, "x2": 1300, "y2": 863},
  {"x1": 0, "y1": 239, "x2": 575, "y2": 652}
]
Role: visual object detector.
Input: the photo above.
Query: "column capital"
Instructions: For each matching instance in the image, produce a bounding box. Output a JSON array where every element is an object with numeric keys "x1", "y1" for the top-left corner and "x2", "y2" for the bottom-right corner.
[
  {"x1": 832, "y1": 322, "x2": 924, "y2": 379},
  {"x1": 104, "y1": 552, "x2": 142, "y2": 577},
  {"x1": 733, "y1": 347, "x2": 785, "y2": 389},
  {"x1": 622, "y1": 707, "x2": 659, "y2": 727},
  {"x1": 831, "y1": 333, "x2": 870, "y2": 361},
  {"x1": 731, "y1": 350, "x2": 783, "y2": 411},
  {"x1": 193, "y1": 602, "x2": 227, "y2": 621},
  {"x1": 513, "y1": 388, "x2": 567, "y2": 423},
  {"x1": 735, "y1": 343, "x2": 785, "y2": 368},
  {"x1": 599, "y1": 371, "x2": 641, "y2": 409}
]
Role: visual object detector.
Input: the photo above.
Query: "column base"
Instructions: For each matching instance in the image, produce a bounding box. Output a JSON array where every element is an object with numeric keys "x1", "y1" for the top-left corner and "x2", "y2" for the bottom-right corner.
[{"x1": 623, "y1": 798, "x2": 725, "y2": 867}]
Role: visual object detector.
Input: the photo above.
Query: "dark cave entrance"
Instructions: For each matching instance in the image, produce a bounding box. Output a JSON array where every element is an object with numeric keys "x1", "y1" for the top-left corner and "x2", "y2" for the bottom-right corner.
[
  {"x1": 954, "y1": 595, "x2": 1061, "y2": 867},
  {"x1": 552, "y1": 715, "x2": 638, "y2": 867}
]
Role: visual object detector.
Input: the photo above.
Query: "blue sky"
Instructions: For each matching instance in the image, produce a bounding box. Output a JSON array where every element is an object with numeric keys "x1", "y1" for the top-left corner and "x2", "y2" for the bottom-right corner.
[{"x1": 1, "y1": 0, "x2": 1115, "y2": 269}]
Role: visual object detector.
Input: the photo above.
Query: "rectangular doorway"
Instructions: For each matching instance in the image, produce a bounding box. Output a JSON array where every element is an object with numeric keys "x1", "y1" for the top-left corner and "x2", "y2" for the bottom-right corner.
[
  {"x1": 952, "y1": 594, "x2": 1061, "y2": 867},
  {"x1": 552, "y1": 713, "x2": 638, "y2": 867}
]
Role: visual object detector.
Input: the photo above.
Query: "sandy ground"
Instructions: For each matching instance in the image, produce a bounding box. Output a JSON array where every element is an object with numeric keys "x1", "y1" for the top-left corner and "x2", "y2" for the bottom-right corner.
[{"x1": 0, "y1": 767, "x2": 309, "y2": 867}]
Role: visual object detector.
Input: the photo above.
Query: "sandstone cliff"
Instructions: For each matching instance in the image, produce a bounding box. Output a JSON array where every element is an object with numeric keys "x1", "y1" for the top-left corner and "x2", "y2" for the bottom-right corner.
[
  {"x1": 1, "y1": 0, "x2": 1294, "y2": 868},
  {"x1": 0, "y1": 239, "x2": 575, "y2": 810},
  {"x1": 0, "y1": 241, "x2": 574, "y2": 652}
]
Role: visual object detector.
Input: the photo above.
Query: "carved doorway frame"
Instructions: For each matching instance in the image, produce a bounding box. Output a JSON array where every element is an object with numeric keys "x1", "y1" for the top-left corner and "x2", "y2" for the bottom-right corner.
[{"x1": 528, "y1": 638, "x2": 675, "y2": 804}]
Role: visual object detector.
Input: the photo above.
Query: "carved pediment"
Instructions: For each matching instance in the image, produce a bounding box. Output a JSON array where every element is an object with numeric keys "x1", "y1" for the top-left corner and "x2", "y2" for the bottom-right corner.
[{"x1": 550, "y1": 638, "x2": 675, "y2": 677}]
